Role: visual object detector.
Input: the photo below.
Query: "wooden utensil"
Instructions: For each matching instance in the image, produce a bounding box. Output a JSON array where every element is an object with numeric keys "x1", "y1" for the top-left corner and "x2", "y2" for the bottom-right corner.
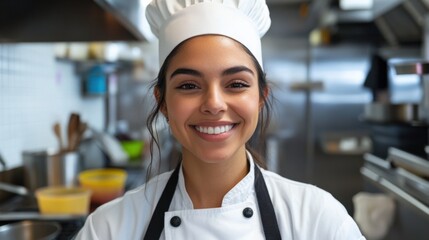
[
  {"x1": 53, "y1": 122, "x2": 64, "y2": 151},
  {"x1": 69, "y1": 121, "x2": 88, "y2": 151},
  {"x1": 67, "y1": 113, "x2": 80, "y2": 151}
]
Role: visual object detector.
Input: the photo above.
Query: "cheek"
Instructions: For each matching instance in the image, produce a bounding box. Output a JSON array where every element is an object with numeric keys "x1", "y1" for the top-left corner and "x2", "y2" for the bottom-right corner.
[
  {"x1": 236, "y1": 94, "x2": 261, "y2": 123},
  {"x1": 165, "y1": 95, "x2": 193, "y2": 123}
]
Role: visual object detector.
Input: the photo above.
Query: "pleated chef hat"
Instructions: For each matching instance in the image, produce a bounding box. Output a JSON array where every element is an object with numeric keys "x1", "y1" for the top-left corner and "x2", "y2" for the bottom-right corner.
[{"x1": 145, "y1": 0, "x2": 271, "y2": 68}]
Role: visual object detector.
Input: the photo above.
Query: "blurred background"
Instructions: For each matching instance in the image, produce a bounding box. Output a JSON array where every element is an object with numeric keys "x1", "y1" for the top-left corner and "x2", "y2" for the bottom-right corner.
[{"x1": 0, "y1": 0, "x2": 428, "y2": 239}]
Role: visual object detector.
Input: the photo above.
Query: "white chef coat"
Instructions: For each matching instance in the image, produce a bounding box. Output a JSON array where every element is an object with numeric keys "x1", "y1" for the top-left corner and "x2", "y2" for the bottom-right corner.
[{"x1": 75, "y1": 152, "x2": 365, "y2": 240}]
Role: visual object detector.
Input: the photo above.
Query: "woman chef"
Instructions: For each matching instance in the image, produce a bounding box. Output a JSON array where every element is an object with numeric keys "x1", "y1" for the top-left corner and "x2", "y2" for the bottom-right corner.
[{"x1": 76, "y1": 0, "x2": 365, "y2": 239}]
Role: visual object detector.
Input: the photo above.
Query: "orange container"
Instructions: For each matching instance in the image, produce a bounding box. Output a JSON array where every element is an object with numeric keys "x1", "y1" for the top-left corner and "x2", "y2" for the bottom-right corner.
[
  {"x1": 36, "y1": 187, "x2": 91, "y2": 215},
  {"x1": 78, "y1": 168, "x2": 127, "y2": 204}
]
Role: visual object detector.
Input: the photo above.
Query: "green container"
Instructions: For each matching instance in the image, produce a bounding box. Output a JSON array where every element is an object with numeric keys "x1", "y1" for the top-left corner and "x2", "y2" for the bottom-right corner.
[{"x1": 120, "y1": 141, "x2": 144, "y2": 160}]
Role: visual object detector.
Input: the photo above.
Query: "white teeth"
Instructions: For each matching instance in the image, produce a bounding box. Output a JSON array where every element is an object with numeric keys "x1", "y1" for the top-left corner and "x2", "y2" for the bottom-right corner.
[
  {"x1": 208, "y1": 127, "x2": 214, "y2": 134},
  {"x1": 215, "y1": 126, "x2": 221, "y2": 134},
  {"x1": 196, "y1": 125, "x2": 233, "y2": 135}
]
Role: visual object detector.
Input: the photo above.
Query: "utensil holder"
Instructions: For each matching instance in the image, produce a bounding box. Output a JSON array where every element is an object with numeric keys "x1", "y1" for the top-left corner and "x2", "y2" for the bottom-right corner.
[{"x1": 47, "y1": 151, "x2": 81, "y2": 187}]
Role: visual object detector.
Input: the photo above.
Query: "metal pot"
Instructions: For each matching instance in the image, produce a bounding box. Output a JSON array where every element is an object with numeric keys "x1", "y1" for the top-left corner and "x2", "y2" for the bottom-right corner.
[
  {"x1": 23, "y1": 150, "x2": 49, "y2": 192},
  {"x1": 0, "y1": 221, "x2": 61, "y2": 240},
  {"x1": 364, "y1": 103, "x2": 423, "y2": 123}
]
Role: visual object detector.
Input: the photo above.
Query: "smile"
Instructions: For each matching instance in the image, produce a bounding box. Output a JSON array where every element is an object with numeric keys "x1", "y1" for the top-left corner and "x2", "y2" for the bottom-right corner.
[{"x1": 194, "y1": 124, "x2": 234, "y2": 135}]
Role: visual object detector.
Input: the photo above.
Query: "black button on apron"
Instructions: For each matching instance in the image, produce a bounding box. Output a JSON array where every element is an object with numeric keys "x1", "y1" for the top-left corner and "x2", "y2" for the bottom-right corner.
[
  {"x1": 242, "y1": 207, "x2": 253, "y2": 218},
  {"x1": 170, "y1": 216, "x2": 181, "y2": 227}
]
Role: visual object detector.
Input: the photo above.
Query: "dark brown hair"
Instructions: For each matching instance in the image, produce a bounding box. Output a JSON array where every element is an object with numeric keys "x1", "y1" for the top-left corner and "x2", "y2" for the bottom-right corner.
[{"x1": 146, "y1": 36, "x2": 272, "y2": 176}]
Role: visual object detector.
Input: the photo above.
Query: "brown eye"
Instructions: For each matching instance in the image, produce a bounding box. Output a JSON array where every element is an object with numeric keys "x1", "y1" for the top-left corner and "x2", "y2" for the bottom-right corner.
[
  {"x1": 228, "y1": 81, "x2": 250, "y2": 89},
  {"x1": 177, "y1": 83, "x2": 199, "y2": 90}
]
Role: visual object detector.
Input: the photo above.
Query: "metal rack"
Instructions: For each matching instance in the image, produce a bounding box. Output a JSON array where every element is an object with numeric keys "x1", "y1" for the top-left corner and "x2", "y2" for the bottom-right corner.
[
  {"x1": 362, "y1": 150, "x2": 429, "y2": 219},
  {"x1": 361, "y1": 167, "x2": 429, "y2": 218}
]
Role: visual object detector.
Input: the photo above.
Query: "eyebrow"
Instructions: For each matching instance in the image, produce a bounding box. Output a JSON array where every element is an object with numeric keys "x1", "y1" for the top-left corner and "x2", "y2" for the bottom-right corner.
[
  {"x1": 169, "y1": 66, "x2": 255, "y2": 79},
  {"x1": 222, "y1": 66, "x2": 254, "y2": 76},
  {"x1": 170, "y1": 68, "x2": 201, "y2": 78}
]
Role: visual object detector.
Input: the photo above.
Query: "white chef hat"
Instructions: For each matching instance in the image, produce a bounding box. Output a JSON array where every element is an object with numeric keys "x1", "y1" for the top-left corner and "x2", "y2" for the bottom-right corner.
[{"x1": 145, "y1": 0, "x2": 271, "y2": 68}]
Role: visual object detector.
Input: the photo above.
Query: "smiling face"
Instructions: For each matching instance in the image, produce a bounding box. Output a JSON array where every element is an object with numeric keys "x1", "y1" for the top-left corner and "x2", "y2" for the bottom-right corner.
[{"x1": 161, "y1": 35, "x2": 264, "y2": 165}]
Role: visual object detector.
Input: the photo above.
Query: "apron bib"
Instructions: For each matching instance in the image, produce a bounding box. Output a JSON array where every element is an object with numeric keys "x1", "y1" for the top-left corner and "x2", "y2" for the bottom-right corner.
[{"x1": 143, "y1": 163, "x2": 281, "y2": 240}]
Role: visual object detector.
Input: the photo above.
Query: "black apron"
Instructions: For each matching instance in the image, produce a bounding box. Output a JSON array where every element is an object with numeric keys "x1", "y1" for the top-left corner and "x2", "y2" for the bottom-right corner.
[{"x1": 143, "y1": 163, "x2": 281, "y2": 240}]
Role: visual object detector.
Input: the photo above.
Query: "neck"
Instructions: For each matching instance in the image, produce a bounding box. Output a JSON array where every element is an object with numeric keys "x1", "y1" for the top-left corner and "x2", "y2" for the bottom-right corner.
[{"x1": 181, "y1": 149, "x2": 249, "y2": 209}]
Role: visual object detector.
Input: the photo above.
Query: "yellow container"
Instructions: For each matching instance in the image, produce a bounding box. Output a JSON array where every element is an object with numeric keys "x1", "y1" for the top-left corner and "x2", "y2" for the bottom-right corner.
[
  {"x1": 36, "y1": 187, "x2": 91, "y2": 215},
  {"x1": 78, "y1": 168, "x2": 127, "y2": 204}
]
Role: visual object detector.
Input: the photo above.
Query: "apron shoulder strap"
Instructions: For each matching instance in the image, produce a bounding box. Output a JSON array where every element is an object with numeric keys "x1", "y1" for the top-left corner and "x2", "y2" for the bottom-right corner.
[
  {"x1": 143, "y1": 163, "x2": 181, "y2": 240},
  {"x1": 254, "y1": 165, "x2": 282, "y2": 240}
]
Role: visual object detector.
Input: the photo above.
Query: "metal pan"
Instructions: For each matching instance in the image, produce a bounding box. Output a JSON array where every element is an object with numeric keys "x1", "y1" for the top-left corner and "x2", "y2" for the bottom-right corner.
[
  {"x1": 0, "y1": 221, "x2": 61, "y2": 240},
  {"x1": 363, "y1": 103, "x2": 423, "y2": 123}
]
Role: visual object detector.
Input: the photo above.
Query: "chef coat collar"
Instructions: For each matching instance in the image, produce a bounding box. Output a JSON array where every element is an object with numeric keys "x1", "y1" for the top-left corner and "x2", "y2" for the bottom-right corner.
[{"x1": 177, "y1": 150, "x2": 255, "y2": 209}]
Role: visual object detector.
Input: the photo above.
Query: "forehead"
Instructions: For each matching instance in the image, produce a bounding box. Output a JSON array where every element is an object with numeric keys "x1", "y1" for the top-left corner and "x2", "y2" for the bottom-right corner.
[{"x1": 166, "y1": 35, "x2": 257, "y2": 74}]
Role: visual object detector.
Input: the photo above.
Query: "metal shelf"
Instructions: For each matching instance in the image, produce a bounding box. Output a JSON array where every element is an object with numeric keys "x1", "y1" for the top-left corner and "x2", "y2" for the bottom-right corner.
[
  {"x1": 361, "y1": 166, "x2": 429, "y2": 219},
  {"x1": 388, "y1": 147, "x2": 429, "y2": 177}
]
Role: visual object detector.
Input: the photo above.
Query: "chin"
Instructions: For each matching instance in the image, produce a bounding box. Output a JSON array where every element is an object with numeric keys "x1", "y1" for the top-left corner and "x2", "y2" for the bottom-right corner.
[{"x1": 194, "y1": 147, "x2": 243, "y2": 164}]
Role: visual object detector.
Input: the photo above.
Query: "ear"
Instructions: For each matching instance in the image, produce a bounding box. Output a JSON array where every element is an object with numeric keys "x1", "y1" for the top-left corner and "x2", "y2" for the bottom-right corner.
[
  {"x1": 259, "y1": 86, "x2": 269, "y2": 110},
  {"x1": 154, "y1": 87, "x2": 168, "y2": 117}
]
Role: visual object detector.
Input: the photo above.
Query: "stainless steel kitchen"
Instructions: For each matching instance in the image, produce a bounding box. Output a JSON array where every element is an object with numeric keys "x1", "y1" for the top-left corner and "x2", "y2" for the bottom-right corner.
[{"x1": 0, "y1": 0, "x2": 429, "y2": 239}]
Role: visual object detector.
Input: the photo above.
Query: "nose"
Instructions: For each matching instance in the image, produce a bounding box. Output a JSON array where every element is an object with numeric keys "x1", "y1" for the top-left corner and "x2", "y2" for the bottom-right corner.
[{"x1": 200, "y1": 86, "x2": 227, "y2": 115}]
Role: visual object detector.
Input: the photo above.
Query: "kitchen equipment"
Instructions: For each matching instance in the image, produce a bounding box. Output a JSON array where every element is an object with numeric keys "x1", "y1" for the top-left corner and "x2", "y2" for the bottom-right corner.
[
  {"x1": 23, "y1": 150, "x2": 49, "y2": 192},
  {"x1": 0, "y1": 212, "x2": 84, "y2": 221},
  {"x1": 47, "y1": 151, "x2": 81, "y2": 187},
  {"x1": 367, "y1": 123, "x2": 428, "y2": 159},
  {"x1": 0, "y1": 182, "x2": 29, "y2": 196},
  {"x1": 35, "y1": 186, "x2": 91, "y2": 215},
  {"x1": 79, "y1": 137, "x2": 107, "y2": 170},
  {"x1": 395, "y1": 167, "x2": 429, "y2": 203},
  {"x1": 77, "y1": 122, "x2": 88, "y2": 147},
  {"x1": 0, "y1": 221, "x2": 61, "y2": 240},
  {"x1": 363, "y1": 103, "x2": 423, "y2": 123},
  {"x1": 393, "y1": 61, "x2": 429, "y2": 125},
  {"x1": 90, "y1": 128, "x2": 128, "y2": 164},
  {"x1": 22, "y1": 150, "x2": 81, "y2": 194},
  {"x1": 120, "y1": 140, "x2": 144, "y2": 160},
  {"x1": 67, "y1": 113, "x2": 81, "y2": 151},
  {"x1": 64, "y1": 113, "x2": 88, "y2": 151},
  {"x1": 85, "y1": 65, "x2": 107, "y2": 95},
  {"x1": 0, "y1": 152, "x2": 36, "y2": 196},
  {"x1": 53, "y1": 122, "x2": 64, "y2": 151},
  {"x1": 78, "y1": 168, "x2": 127, "y2": 204},
  {"x1": 387, "y1": 147, "x2": 429, "y2": 178}
]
